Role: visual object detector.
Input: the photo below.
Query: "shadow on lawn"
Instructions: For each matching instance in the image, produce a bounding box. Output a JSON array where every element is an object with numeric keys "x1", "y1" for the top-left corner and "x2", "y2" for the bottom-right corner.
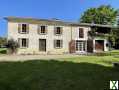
[{"x1": 0, "y1": 60, "x2": 118, "y2": 90}]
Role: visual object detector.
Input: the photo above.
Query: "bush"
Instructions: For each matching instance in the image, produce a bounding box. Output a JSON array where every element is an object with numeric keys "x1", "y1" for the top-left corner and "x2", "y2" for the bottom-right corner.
[
  {"x1": 0, "y1": 48, "x2": 7, "y2": 54},
  {"x1": 7, "y1": 39, "x2": 19, "y2": 54}
]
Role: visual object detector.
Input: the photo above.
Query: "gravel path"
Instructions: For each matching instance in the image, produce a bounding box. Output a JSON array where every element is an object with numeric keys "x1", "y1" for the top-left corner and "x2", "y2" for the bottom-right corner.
[{"x1": 0, "y1": 54, "x2": 81, "y2": 62}]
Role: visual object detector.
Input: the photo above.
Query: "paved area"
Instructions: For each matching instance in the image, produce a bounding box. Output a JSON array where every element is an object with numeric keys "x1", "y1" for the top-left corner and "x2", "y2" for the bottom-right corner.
[{"x1": 0, "y1": 54, "x2": 81, "y2": 62}]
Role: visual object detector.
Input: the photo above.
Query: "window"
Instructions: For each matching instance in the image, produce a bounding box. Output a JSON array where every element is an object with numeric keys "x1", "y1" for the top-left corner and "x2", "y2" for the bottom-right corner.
[
  {"x1": 54, "y1": 40, "x2": 63, "y2": 48},
  {"x1": 54, "y1": 27, "x2": 62, "y2": 35},
  {"x1": 22, "y1": 24, "x2": 27, "y2": 33},
  {"x1": 18, "y1": 24, "x2": 29, "y2": 34},
  {"x1": 38, "y1": 26, "x2": 47, "y2": 34},
  {"x1": 76, "y1": 41, "x2": 85, "y2": 51},
  {"x1": 79, "y1": 28, "x2": 84, "y2": 38},
  {"x1": 18, "y1": 38, "x2": 28, "y2": 48}
]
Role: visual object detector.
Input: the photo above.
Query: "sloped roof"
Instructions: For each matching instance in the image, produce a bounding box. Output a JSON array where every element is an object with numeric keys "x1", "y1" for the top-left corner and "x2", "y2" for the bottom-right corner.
[
  {"x1": 4, "y1": 16, "x2": 112, "y2": 28},
  {"x1": 5, "y1": 17, "x2": 70, "y2": 26}
]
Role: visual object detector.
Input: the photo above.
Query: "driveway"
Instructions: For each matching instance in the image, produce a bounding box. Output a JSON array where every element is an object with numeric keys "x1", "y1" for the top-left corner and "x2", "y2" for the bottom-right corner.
[{"x1": 0, "y1": 54, "x2": 81, "y2": 62}]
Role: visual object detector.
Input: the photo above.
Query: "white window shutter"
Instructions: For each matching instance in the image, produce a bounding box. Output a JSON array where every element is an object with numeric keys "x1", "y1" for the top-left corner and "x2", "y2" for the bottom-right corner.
[
  {"x1": 54, "y1": 40, "x2": 56, "y2": 48},
  {"x1": 45, "y1": 26, "x2": 48, "y2": 34},
  {"x1": 38, "y1": 25, "x2": 41, "y2": 34},
  {"x1": 18, "y1": 38, "x2": 21, "y2": 47},
  {"x1": 26, "y1": 39, "x2": 29, "y2": 47},
  {"x1": 60, "y1": 40, "x2": 63, "y2": 48},
  {"x1": 54, "y1": 27, "x2": 56, "y2": 35},
  {"x1": 18, "y1": 24, "x2": 21, "y2": 33},
  {"x1": 27, "y1": 24, "x2": 29, "y2": 33}
]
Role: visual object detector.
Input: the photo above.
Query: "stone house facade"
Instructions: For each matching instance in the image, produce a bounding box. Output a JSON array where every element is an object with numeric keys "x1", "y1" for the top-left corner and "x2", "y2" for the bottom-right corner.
[{"x1": 5, "y1": 17, "x2": 111, "y2": 54}]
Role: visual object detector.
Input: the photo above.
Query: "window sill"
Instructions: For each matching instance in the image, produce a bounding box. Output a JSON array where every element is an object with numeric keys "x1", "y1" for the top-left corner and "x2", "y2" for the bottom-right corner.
[
  {"x1": 54, "y1": 47, "x2": 62, "y2": 49},
  {"x1": 79, "y1": 37, "x2": 84, "y2": 39},
  {"x1": 19, "y1": 47, "x2": 28, "y2": 49},
  {"x1": 19, "y1": 32, "x2": 28, "y2": 34},
  {"x1": 55, "y1": 34, "x2": 62, "y2": 36},
  {"x1": 38, "y1": 33, "x2": 47, "y2": 35}
]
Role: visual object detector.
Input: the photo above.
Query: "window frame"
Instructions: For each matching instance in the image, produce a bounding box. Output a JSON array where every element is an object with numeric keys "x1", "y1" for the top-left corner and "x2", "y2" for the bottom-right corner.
[
  {"x1": 76, "y1": 41, "x2": 85, "y2": 51},
  {"x1": 22, "y1": 24, "x2": 27, "y2": 33},
  {"x1": 18, "y1": 23, "x2": 29, "y2": 34},
  {"x1": 38, "y1": 25, "x2": 47, "y2": 35},
  {"x1": 54, "y1": 27, "x2": 63, "y2": 35},
  {"x1": 54, "y1": 39, "x2": 63, "y2": 49},
  {"x1": 79, "y1": 28, "x2": 84, "y2": 38},
  {"x1": 18, "y1": 38, "x2": 29, "y2": 48}
]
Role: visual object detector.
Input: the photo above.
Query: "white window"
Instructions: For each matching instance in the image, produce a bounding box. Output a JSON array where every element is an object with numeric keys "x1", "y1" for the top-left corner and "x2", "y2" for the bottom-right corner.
[
  {"x1": 76, "y1": 41, "x2": 85, "y2": 51},
  {"x1": 18, "y1": 24, "x2": 29, "y2": 34},
  {"x1": 38, "y1": 25, "x2": 47, "y2": 34},
  {"x1": 54, "y1": 27, "x2": 63, "y2": 35},
  {"x1": 79, "y1": 28, "x2": 84, "y2": 38},
  {"x1": 18, "y1": 38, "x2": 29, "y2": 48},
  {"x1": 54, "y1": 40, "x2": 63, "y2": 48}
]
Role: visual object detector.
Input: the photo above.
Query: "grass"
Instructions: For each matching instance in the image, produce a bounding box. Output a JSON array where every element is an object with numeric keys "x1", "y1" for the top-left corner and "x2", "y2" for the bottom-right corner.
[
  {"x1": 89, "y1": 50, "x2": 119, "y2": 56},
  {"x1": 109, "y1": 50, "x2": 119, "y2": 55},
  {"x1": 0, "y1": 56, "x2": 119, "y2": 90},
  {"x1": 0, "y1": 48, "x2": 7, "y2": 54}
]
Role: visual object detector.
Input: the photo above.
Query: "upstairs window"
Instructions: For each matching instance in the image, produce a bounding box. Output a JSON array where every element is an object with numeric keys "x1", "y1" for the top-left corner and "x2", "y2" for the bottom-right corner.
[
  {"x1": 18, "y1": 24, "x2": 29, "y2": 34},
  {"x1": 38, "y1": 26, "x2": 47, "y2": 34},
  {"x1": 79, "y1": 28, "x2": 84, "y2": 38},
  {"x1": 22, "y1": 24, "x2": 27, "y2": 33},
  {"x1": 54, "y1": 40, "x2": 63, "y2": 48},
  {"x1": 54, "y1": 27, "x2": 63, "y2": 35}
]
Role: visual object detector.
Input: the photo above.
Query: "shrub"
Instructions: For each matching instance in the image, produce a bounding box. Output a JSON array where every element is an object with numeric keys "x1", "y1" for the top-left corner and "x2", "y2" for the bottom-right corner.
[
  {"x1": 7, "y1": 39, "x2": 19, "y2": 54},
  {"x1": 0, "y1": 48, "x2": 7, "y2": 54}
]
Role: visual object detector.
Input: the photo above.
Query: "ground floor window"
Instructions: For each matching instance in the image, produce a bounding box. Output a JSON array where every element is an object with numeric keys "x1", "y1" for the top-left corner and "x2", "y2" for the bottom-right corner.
[
  {"x1": 76, "y1": 41, "x2": 86, "y2": 51},
  {"x1": 54, "y1": 40, "x2": 63, "y2": 48},
  {"x1": 18, "y1": 38, "x2": 29, "y2": 48}
]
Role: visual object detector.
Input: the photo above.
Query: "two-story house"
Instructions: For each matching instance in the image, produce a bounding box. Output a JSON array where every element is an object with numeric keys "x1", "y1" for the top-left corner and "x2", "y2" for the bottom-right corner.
[{"x1": 5, "y1": 17, "x2": 111, "y2": 54}]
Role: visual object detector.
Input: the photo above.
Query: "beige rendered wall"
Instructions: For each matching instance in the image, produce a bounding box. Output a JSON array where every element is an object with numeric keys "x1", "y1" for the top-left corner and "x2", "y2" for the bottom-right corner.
[
  {"x1": 8, "y1": 22, "x2": 72, "y2": 54},
  {"x1": 71, "y1": 26, "x2": 90, "y2": 41}
]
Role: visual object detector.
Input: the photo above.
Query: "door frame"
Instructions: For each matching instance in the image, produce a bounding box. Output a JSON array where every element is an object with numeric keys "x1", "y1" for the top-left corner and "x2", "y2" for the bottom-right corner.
[
  {"x1": 95, "y1": 40, "x2": 104, "y2": 51},
  {"x1": 39, "y1": 39, "x2": 46, "y2": 52},
  {"x1": 75, "y1": 40, "x2": 86, "y2": 53}
]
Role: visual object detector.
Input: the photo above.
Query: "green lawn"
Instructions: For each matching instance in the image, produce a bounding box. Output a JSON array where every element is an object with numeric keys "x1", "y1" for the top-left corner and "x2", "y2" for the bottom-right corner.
[
  {"x1": 0, "y1": 48, "x2": 7, "y2": 54},
  {"x1": 0, "y1": 56, "x2": 119, "y2": 90},
  {"x1": 109, "y1": 50, "x2": 119, "y2": 55}
]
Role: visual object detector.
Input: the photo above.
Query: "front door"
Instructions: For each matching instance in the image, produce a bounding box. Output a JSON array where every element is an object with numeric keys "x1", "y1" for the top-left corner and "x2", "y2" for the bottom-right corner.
[
  {"x1": 39, "y1": 39, "x2": 46, "y2": 51},
  {"x1": 95, "y1": 40, "x2": 104, "y2": 51},
  {"x1": 76, "y1": 41, "x2": 86, "y2": 52}
]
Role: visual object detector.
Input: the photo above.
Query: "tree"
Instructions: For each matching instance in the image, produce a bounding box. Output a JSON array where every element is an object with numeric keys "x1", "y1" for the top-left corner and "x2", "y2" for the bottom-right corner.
[
  {"x1": 110, "y1": 28, "x2": 119, "y2": 49},
  {"x1": 80, "y1": 5, "x2": 117, "y2": 25},
  {"x1": 80, "y1": 5, "x2": 119, "y2": 50},
  {"x1": 7, "y1": 39, "x2": 19, "y2": 54},
  {"x1": 0, "y1": 37, "x2": 7, "y2": 47}
]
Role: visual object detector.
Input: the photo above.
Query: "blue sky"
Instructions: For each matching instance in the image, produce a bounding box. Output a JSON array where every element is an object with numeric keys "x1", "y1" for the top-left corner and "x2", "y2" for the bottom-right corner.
[{"x1": 0, "y1": 0, "x2": 119, "y2": 37}]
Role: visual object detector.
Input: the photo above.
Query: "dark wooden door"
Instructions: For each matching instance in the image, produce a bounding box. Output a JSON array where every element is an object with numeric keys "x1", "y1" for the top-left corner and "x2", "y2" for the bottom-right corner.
[
  {"x1": 95, "y1": 40, "x2": 104, "y2": 51},
  {"x1": 87, "y1": 40, "x2": 93, "y2": 53},
  {"x1": 69, "y1": 40, "x2": 75, "y2": 53},
  {"x1": 39, "y1": 39, "x2": 46, "y2": 51}
]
